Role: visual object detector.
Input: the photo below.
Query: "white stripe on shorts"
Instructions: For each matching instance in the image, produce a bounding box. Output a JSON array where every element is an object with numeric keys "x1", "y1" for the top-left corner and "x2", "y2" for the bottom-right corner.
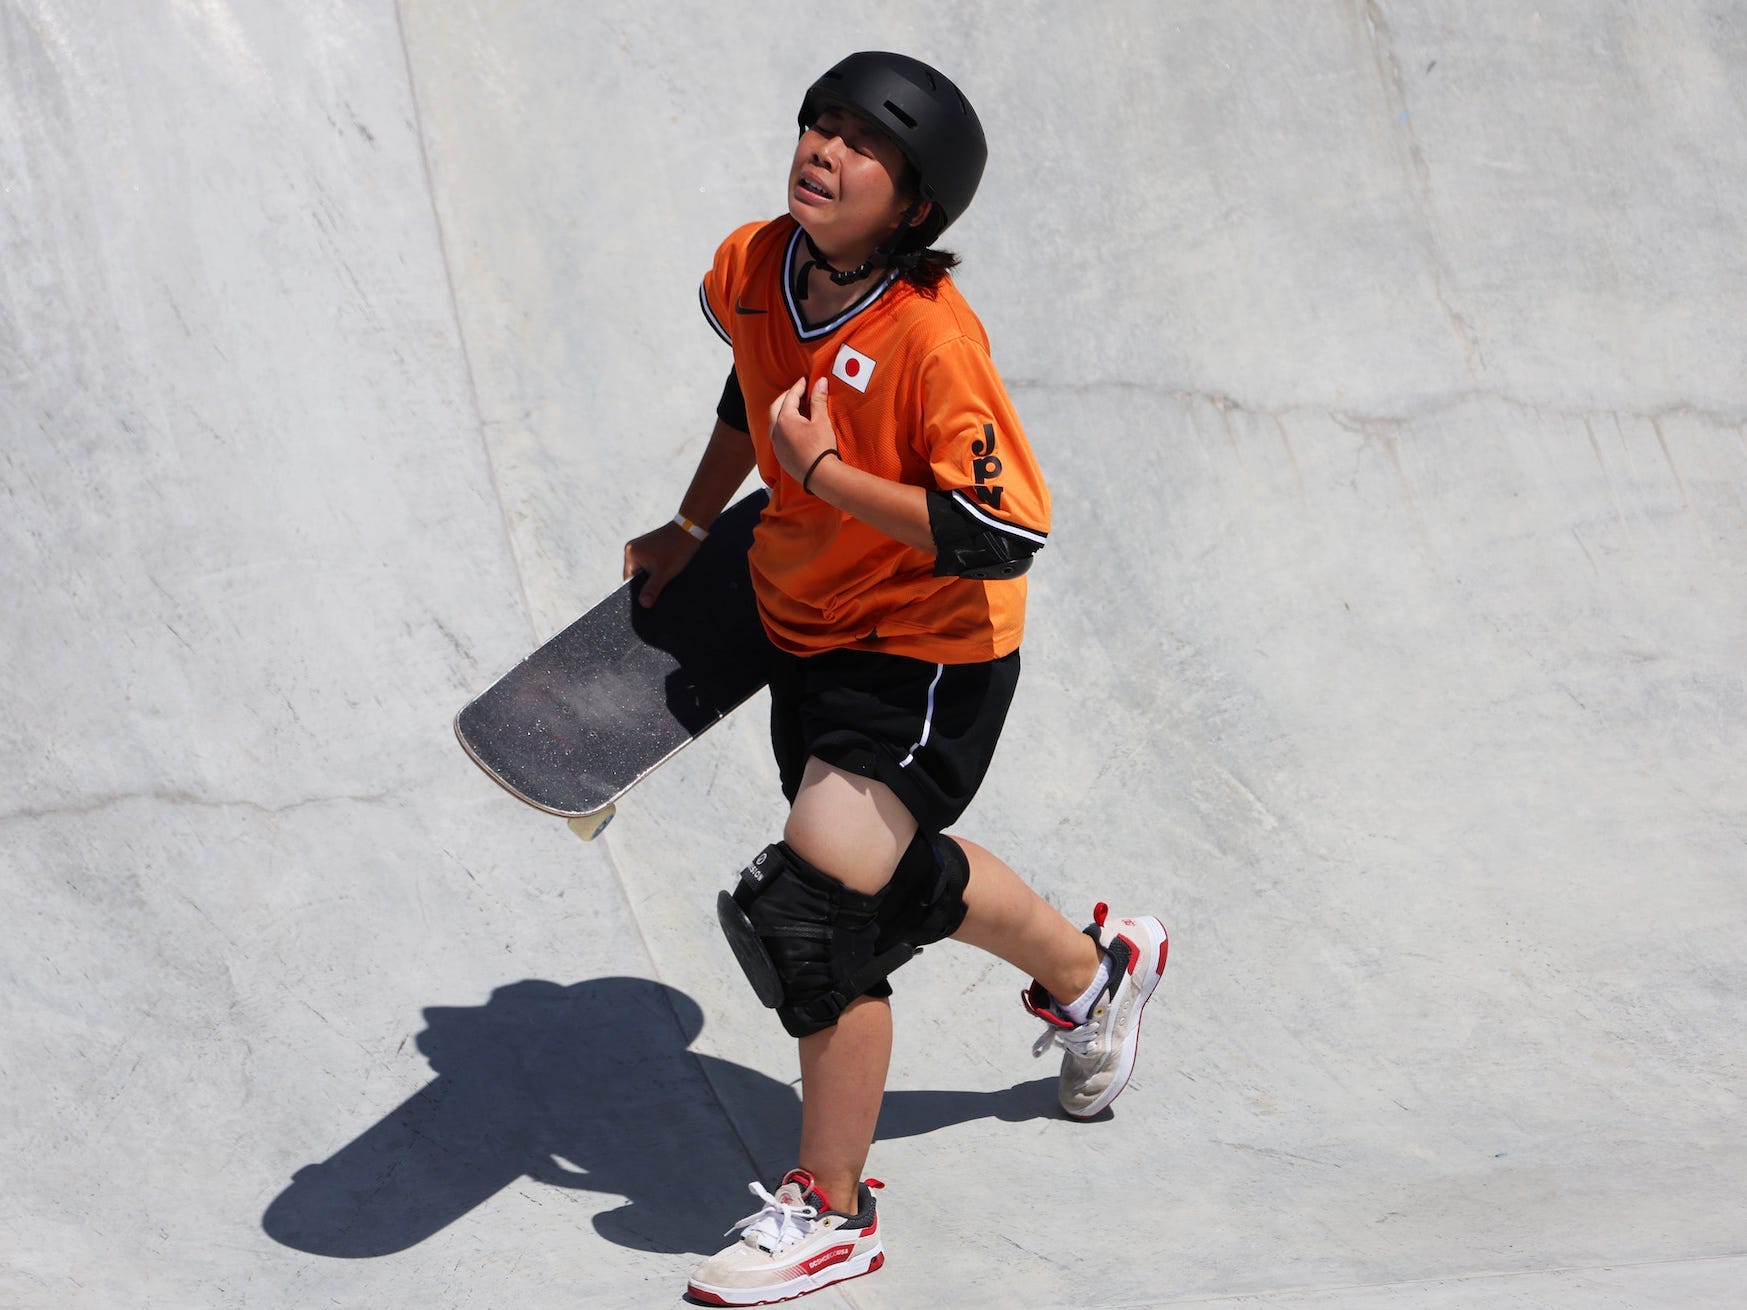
[{"x1": 898, "y1": 663, "x2": 946, "y2": 768}]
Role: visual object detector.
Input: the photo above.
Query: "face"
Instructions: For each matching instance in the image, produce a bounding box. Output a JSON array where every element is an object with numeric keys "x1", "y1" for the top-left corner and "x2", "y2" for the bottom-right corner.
[{"x1": 788, "y1": 105, "x2": 928, "y2": 257}]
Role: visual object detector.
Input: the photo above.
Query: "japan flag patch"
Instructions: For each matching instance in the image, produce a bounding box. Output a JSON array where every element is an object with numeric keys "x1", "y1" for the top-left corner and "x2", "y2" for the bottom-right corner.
[{"x1": 831, "y1": 343, "x2": 876, "y2": 393}]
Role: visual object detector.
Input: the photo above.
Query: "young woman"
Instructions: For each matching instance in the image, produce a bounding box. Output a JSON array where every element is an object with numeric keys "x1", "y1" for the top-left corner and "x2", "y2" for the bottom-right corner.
[{"x1": 622, "y1": 52, "x2": 1169, "y2": 1305}]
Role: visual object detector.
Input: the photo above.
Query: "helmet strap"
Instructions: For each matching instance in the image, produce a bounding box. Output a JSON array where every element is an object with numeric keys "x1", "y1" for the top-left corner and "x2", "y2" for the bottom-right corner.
[
  {"x1": 794, "y1": 232, "x2": 856, "y2": 301},
  {"x1": 794, "y1": 199, "x2": 925, "y2": 301}
]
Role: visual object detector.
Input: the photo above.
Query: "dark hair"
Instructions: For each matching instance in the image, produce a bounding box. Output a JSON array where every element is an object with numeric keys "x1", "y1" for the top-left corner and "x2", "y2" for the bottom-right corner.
[
  {"x1": 887, "y1": 243, "x2": 959, "y2": 294},
  {"x1": 885, "y1": 165, "x2": 959, "y2": 293}
]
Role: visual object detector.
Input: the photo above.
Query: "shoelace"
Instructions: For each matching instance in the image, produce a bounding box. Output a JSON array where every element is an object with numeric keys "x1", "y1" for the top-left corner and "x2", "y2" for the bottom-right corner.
[
  {"x1": 1032, "y1": 1016, "x2": 1101, "y2": 1059},
  {"x1": 727, "y1": 1181, "x2": 819, "y2": 1252}
]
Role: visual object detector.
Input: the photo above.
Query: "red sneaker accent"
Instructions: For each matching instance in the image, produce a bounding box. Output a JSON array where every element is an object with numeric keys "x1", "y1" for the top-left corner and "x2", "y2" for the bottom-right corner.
[
  {"x1": 1116, "y1": 934, "x2": 1141, "y2": 975},
  {"x1": 792, "y1": 1243, "x2": 855, "y2": 1277},
  {"x1": 1092, "y1": 902, "x2": 1109, "y2": 926},
  {"x1": 1156, "y1": 936, "x2": 1169, "y2": 976},
  {"x1": 778, "y1": 1168, "x2": 828, "y2": 1211},
  {"x1": 1021, "y1": 980, "x2": 1075, "y2": 1028}
]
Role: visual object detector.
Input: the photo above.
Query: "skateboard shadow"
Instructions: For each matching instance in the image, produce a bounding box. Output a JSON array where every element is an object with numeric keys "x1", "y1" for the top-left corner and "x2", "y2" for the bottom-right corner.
[
  {"x1": 262, "y1": 977, "x2": 1058, "y2": 1259},
  {"x1": 623, "y1": 571, "x2": 775, "y2": 737}
]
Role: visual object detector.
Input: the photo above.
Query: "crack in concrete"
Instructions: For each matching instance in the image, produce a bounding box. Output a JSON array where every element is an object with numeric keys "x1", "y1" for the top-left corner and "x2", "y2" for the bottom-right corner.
[
  {"x1": 392, "y1": 1, "x2": 539, "y2": 650},
  {"x1": 1359, "y1": 0, "x2": 1488, "y2": 380},
  {"x1": 1006, "y1": 377, "x2": 1747, "y2": 433},
  {"x1": 1, "y1": 790, "x2": 391, "y2": 824}
]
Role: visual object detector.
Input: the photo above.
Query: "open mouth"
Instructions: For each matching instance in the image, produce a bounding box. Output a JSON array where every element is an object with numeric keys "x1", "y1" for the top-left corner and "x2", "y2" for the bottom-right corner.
[{"x1": 797, "y1": 174, "x2": 833, "y2": 200}]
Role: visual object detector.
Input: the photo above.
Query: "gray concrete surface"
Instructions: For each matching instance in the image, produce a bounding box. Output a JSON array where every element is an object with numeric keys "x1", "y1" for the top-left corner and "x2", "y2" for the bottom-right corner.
[{"x1": 3, "y1": 2, "x2": 1744, "y2": 1306}]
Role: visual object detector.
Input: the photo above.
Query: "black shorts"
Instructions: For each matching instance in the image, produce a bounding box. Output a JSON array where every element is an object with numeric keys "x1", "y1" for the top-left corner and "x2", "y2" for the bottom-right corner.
[{"x1": 768, "y1": 647, "x2": 1021, "y2": 835}]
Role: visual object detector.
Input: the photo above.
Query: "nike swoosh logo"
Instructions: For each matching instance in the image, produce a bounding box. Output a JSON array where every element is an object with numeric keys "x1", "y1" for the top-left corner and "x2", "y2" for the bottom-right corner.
[{"x1": 734, "y1": 301, "x2": 768, "y2": 315}]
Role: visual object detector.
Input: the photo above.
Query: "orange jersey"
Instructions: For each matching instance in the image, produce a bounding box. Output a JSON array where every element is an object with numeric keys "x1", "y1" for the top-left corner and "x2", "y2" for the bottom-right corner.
[{"x1": 700, "y1": 217, "x2": 1050, "y2": 663}]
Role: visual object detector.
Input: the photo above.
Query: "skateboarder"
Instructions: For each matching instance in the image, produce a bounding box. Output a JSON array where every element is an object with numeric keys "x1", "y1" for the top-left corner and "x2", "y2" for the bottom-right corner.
[{"x1": 622, "y1": 52, "x2": 1168, "y2": 1304}]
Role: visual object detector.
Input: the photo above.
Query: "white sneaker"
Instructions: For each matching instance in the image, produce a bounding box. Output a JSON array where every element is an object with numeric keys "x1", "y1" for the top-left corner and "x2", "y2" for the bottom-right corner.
[
  {"x1": 1023, "y1": 904, "x2": 1169, "y2": 1119},
  {"x1": 686, "y1": 1169, "x2": 884, "y2": 1306}
]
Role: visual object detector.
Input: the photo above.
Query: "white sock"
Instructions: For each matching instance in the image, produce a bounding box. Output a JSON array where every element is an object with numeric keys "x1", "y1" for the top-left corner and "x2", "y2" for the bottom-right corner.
[{"x1": 1057, "y1": 955, "x2": 1112, "y2": 1025}]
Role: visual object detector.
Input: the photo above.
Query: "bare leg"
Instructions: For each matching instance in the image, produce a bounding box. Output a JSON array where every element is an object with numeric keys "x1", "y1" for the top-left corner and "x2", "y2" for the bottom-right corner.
[
  {"x1": 949, "y1": 837, "x2": 1102, "y2": 1003},
  {"x1": 775, "y1": 768, "x2": 1100, "y2": 1203},
  {"x1": 783, "y1": 758, "x2": 916, "y2": 894},
  {"x1": 795, "y1": 995, "x2": 891, "y2": 1210},
  {"x1": 780, "y1": 759, "x2": 914, "y2": 1209}
]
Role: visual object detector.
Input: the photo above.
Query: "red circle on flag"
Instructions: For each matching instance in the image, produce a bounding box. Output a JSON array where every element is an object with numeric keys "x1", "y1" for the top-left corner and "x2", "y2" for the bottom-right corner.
[{"x1": 844, "y1": 358, "x2": 860, "y2": 377}]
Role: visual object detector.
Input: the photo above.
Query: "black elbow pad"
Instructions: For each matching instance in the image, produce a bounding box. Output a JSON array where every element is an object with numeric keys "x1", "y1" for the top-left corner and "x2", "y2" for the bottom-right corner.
[
  {"x1": 716, "y1": 366, "x2": 751, "y2": 434},
  {"x1": 926, "y1": 490, "x2": 1043, "y2": 580}
]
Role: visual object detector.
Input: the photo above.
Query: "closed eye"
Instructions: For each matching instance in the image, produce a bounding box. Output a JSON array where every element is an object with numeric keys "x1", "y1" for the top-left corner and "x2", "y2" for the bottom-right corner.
[{"x1": 812, "y1": 109, "x2": 881, "y2": 157}]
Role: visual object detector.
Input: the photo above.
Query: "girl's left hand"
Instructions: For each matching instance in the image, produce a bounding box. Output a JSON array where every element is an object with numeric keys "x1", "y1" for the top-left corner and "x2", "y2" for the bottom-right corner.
[{"x1": 769, "y1": 375, "x2": 836, "y2": 485}]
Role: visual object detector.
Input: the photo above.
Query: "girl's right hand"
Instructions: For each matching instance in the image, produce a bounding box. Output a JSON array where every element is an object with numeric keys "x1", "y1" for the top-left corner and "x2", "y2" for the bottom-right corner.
[{"x1": 623, "y1": 521, "x2": 704, "y2": 608}]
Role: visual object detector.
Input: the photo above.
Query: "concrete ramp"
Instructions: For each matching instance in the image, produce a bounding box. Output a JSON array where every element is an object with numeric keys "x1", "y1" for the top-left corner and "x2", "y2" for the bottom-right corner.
[{"x1": 3, "y1": 3, "x2": 1743, "y2": 1306}]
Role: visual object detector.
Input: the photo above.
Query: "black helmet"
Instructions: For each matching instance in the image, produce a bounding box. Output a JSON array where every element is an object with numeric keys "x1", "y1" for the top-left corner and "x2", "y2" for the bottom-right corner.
[{"x1": 798, "y1": 52, "x2": 986, "y2": 245}]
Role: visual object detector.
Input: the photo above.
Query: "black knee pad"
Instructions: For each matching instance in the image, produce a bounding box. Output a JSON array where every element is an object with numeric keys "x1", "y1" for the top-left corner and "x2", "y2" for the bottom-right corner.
[
  {"x1": 874, "y1": 833, "x2": 971, "y2": 954},
  {"x1": 717, "y1": 842, "x2": 917, "y2": 1039}
]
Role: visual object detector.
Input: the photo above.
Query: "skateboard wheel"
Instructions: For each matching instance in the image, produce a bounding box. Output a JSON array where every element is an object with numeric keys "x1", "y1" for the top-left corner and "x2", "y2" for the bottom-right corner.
[{"x1": 567, "y1": 805, "x2": 616, "y2": 841}]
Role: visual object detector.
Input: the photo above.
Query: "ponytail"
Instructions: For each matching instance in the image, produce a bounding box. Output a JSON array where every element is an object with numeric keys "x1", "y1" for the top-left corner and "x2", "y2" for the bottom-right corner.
[{"x1": 885, "y1": 244, "x2": 960, "y2": 294}]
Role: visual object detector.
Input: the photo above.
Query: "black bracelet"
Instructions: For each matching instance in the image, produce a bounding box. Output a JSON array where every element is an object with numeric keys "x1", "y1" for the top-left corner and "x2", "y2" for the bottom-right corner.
[{"x1": 802, "y1": 447, "x2": 841, "y2": 495}]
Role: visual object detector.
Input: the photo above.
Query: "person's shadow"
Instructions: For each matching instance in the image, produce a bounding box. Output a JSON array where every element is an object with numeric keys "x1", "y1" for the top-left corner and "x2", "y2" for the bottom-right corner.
[{"x1": 263, "y1": 977, "x2": 1056, "y2": 1258}]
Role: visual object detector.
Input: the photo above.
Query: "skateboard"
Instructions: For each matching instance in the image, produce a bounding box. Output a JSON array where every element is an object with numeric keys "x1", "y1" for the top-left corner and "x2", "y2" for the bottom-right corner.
[{"x1": 455, "y1": 491, "x2": 773, "y2": 839}]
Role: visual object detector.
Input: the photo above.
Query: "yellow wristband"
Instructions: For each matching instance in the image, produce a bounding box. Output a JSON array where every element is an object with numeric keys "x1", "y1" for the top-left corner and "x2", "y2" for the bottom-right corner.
[{"x1": 671, "y1": 512, "x2": 708, "y2": 542}]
